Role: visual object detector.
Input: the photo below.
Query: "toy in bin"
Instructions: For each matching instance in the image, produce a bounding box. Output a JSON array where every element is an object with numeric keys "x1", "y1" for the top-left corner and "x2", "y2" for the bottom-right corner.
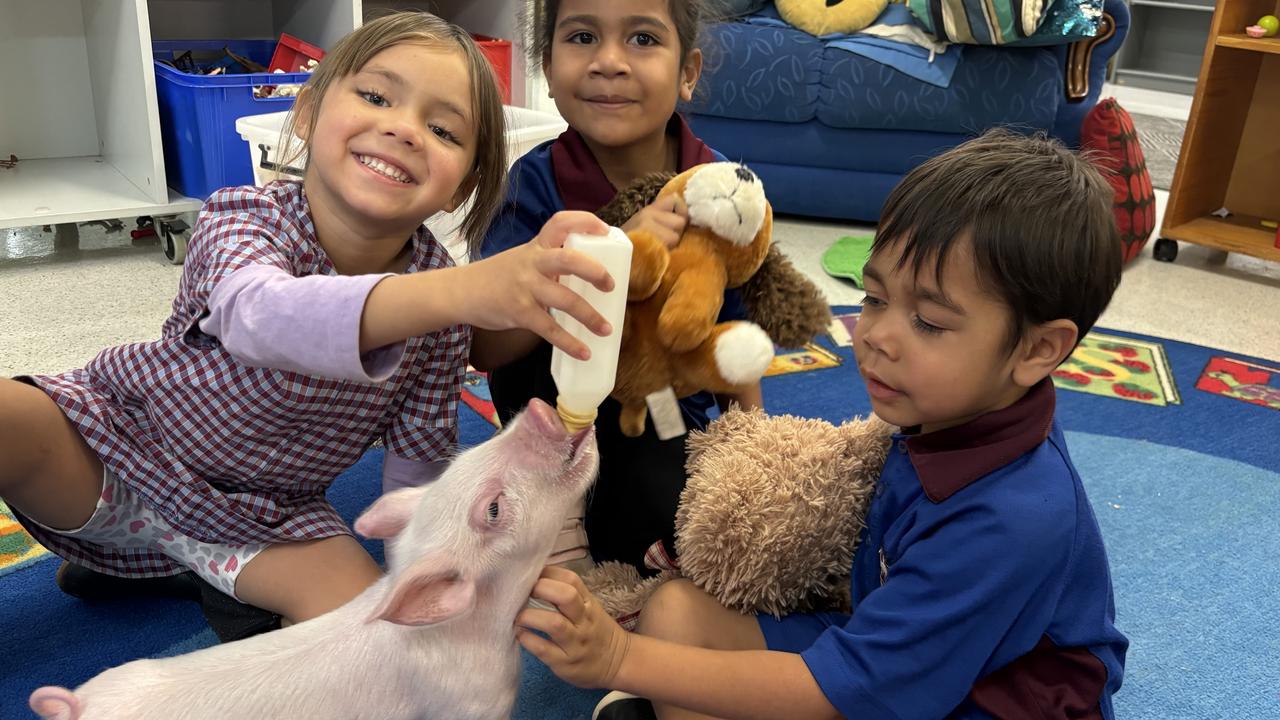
[
  {"x1": 255, "y1": 34, "x2": 325, "y2": 99},
  {"x1": 269, "y1": 33, "x2": 326, "y2": 73}
]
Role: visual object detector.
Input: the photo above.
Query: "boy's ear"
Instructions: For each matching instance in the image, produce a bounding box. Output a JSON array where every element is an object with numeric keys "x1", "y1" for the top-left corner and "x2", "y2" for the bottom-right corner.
[
  {"x1": 542, "y1": 55, "x2": 555, "y2": 98},
  {"x1": 680, "y1": 48, "x2": 703, "y2": 103},
  {"x1": 1012, "y1": 319, "x2": 1079, "y2": 388}
]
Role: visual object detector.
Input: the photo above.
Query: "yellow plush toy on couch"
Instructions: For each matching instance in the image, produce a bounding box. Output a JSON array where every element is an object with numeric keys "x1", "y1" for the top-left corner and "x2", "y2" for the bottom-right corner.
[
  {"x1": 609, "y1": 162, "x2": 777, "y2": 438},
  {"x1": 777, "y1": 0, "x2": 889, "y2": 36}
]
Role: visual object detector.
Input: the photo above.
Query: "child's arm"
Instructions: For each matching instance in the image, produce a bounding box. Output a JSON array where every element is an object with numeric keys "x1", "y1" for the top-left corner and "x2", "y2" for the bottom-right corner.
[
  {"x1": 613, "y1": 635, "x2": 839, "y2": 720},
  {"x1": 464, "y1": 204, "x2": 622, "y2": 370},
  {"x1": 471, "y1": 195, "x2": 689, "y2": 371},
  {"x1": 200, "y1": 211, "x2": 614, "y2": 383},
  {"x1": 517, "y1": 568, "x2": 839, "y2": 720},
  {"x1": 360, "y1": 212, "x2": 615, "y2": 361}
]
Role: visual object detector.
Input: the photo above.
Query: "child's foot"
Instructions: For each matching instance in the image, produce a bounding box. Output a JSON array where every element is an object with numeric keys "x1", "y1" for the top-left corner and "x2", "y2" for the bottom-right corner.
[
  {"x1": 592, "y1": 691, "x2": 657, "y2": 720},
  {"x1": 56, "y1": 561, "x2": 200, "y2": 601},
  {"x1": 55, "y1": 561, "x2": 280, "y2": 643},
  {"x1": 193, "y1": 577, "x2": 282, "y2": 643}
]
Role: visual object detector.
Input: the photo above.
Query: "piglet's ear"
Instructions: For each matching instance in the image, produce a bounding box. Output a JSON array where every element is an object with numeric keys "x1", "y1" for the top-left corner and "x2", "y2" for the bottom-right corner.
[
  {"x1": 368, "y1": 553, "x2": 476, "y2": 627},
  {"x1": 353, "y1": 486, "x2": 429, "y2": 540}
]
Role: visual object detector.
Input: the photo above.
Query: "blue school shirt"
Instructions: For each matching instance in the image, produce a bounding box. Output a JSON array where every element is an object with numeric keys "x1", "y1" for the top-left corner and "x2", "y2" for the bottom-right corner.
[
  {"x1": 800, "y1": 380, "x2": 1127, "y2": 719},
  {"x1": 480, "y1": 114, "x2": 745, "y2": 430}
]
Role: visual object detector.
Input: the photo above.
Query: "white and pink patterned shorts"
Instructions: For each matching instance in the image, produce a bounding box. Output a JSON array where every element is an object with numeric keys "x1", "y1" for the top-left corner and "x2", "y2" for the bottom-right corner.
[{"x1": 34, "y1": 468, "x2": 265, "y2": 599}]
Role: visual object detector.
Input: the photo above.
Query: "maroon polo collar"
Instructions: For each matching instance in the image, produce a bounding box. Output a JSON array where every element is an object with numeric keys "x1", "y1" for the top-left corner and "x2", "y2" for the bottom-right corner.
[
  {"x1": 905, "y1": 379, "x2": 1057, "y2": 503},
  {"x1": 550, "y1": 113, "x2": 715, "y2": 212}
]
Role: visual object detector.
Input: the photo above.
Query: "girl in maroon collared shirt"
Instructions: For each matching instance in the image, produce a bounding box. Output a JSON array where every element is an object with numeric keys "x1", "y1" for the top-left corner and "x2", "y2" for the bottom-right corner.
[{"x1": 473, "y1": 0, "x2": 764, "y2": 578}]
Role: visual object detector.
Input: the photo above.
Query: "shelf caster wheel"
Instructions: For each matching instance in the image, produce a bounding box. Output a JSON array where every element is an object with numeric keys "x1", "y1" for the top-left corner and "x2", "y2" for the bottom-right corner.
[
  {"x1": 1152, "y1": 238, "x2": 1178, "y2": 263},
  {"x1": 160, "y1": 219, "x2": 190, "y2": 265}
]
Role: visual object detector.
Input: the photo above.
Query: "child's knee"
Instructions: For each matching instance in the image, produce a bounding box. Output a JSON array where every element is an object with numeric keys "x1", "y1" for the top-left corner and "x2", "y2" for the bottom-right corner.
[
  {"x1": 636, "y1": 578, "x2": 713, "y2": 641},
  {"x1": 235, "y1": 536, "x2": 382, "y2": 623}
]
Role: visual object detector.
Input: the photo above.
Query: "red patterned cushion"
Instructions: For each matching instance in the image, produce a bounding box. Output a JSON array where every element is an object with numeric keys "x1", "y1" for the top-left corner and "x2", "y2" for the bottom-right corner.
[{"x1": 1080, "y1": 98, "x2": 1157, "y2": 265}]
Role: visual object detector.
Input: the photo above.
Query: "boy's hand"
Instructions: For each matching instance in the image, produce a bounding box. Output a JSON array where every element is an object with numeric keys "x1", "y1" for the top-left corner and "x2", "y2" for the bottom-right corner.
[
  {"x1": 516, "y1": 565, "x2": 631, "y2": 689},
  {"x1": 465, "y1": 211, "x2": 615, "y2": 361},
  {"x1": 622, "y1": 195, "x2": 688, "y2": 249}
]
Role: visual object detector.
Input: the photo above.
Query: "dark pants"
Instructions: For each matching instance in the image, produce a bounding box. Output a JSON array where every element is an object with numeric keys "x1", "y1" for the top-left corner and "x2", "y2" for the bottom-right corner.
[{"x1": 487, "y1": 342, "x2": 690, "y2": 576}]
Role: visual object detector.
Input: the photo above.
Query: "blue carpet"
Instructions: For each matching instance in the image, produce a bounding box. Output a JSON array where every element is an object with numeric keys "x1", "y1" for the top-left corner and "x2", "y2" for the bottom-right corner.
[{"x1": 3, "y1": 309, "x2": 1277, "y2": 719}]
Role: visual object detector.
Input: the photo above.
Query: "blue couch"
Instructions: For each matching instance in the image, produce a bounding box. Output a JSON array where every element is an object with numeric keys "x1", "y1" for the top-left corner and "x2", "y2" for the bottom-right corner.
[{"x1": 684, "y1": 0, "x2": 1130, "y2": 221}]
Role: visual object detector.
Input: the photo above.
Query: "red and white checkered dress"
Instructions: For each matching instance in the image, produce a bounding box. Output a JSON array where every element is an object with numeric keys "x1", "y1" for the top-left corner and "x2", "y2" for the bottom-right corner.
[{"x1": 19, "y1": 182, "x2": 469, "y2": 577}]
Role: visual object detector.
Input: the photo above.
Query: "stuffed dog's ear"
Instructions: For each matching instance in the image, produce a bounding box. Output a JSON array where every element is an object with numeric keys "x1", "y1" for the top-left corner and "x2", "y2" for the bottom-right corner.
[
  {"x1": 741, "y1": 245, "x2": 832, "y2": 349},
  {"x1": 597, "y1": 171, "x2": 675, "y2": 226}
]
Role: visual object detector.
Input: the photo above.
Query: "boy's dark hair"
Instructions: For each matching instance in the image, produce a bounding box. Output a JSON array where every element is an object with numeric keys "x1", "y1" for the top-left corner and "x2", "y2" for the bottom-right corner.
[
  {"x1": 525, "y1": 0, "x2": 712, "y2": 66},
  {"x1": 874, "y1": 128, "x2": 1122, "y2": 353}
]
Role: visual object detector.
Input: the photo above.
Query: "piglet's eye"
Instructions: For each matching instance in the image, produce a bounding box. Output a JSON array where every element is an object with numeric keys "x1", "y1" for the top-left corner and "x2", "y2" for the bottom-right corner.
[{"x1": 486, "y1": 500, "x2": 501, "y2": 524}]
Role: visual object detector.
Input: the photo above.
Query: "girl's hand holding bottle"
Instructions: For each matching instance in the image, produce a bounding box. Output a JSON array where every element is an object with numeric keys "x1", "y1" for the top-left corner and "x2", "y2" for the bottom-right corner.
[{"x1": 464, "y1": 211, "x2": 616, "y2": 361}]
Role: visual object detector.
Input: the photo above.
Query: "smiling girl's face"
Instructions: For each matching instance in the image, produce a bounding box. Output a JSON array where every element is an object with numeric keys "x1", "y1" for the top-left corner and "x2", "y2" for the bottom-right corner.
[{"x1": 300, "y1": 41, "x2": 477, "y2": 235}]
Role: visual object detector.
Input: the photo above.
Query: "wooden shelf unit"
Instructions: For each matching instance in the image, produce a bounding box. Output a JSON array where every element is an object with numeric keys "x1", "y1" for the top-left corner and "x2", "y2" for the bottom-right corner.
[
  {"x1": 1159, "y1": 0, "x2": 1280, "y2": 264},
  {"x1": 1215, "y1": 32, "x2": 1280, "y2": 52}
]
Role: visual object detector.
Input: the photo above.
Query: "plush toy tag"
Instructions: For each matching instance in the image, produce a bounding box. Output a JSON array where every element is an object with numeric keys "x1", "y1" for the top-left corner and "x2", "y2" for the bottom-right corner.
[{"x1": 646, "y1": 387, "x2": 687, "y2": 441}]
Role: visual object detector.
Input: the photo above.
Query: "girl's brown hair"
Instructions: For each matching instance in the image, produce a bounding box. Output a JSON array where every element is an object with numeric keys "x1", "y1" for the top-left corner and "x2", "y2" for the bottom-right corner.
[{"x1": 282, "y1": 11, "x2": 507, "y2": 257}]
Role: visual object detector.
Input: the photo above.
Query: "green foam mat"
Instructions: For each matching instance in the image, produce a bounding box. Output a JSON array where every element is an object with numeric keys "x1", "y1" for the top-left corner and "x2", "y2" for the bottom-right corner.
[{"x1": 821, "y1": 234, "x2": 874, "y2": 288}]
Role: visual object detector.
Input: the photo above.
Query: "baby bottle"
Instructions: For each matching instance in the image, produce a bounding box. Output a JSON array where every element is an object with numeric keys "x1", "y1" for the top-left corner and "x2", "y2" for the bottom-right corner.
[{"x1": 550, "y1": 226, "x2": 633, "y2": 433}]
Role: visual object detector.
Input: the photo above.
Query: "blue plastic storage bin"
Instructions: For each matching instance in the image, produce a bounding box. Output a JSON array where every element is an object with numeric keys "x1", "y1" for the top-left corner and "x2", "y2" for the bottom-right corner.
[{"x1": 154, "y1": 40, "x2": 312, "y2": 199}]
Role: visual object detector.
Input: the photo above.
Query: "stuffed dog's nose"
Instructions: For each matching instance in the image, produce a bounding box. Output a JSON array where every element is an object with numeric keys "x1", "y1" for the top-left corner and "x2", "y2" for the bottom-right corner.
[{"x1": 735, "y1": 166, "x2": 756, "y2": 183}]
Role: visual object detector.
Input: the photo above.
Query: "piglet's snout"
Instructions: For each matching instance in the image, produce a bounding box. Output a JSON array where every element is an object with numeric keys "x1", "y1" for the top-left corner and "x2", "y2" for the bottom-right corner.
[
  {"x1": 524, "y1": 399, "x2": 568, "y2": 440},
  {"x1": 519, "y1": 399, "x2": 596, "y2": 478}
]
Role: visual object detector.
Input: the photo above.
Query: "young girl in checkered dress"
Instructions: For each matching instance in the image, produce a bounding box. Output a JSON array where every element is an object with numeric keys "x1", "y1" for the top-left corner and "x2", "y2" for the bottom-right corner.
[{"x1": 0, "y1": 12, "x2": 616, "y2": 637}]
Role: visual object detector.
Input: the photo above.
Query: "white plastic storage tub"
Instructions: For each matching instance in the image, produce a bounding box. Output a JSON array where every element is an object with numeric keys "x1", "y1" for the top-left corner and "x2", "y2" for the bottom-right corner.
[{"x1": 234, "y1": 111, "x2": 308, "y2": 187}]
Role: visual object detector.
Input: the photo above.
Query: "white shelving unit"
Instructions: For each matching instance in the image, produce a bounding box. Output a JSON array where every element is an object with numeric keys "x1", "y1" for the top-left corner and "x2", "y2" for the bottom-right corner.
[
  {"x1": 1112, "y1": 0, "x2": 1214, "y2": 95},
  {"x1": 0, "y1": 0, "x2": 200, "y2": 231},
  {"x1": 148, "y1": 0, "x2": 360, "y2": 54},
  {"x1": 1, "y1": 0, "x2": 532, "y2": 255}
]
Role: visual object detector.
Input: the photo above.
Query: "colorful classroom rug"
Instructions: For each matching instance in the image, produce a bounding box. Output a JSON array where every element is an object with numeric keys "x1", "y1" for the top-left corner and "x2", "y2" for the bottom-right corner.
[{"x1": 3, "y1": 307, "x2": 1277, "y2": 719}]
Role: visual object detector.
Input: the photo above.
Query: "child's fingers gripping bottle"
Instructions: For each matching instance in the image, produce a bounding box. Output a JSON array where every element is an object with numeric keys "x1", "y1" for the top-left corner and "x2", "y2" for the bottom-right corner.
[{"x1": 547, "y1": 226, "x2": 632, "y2": 573}]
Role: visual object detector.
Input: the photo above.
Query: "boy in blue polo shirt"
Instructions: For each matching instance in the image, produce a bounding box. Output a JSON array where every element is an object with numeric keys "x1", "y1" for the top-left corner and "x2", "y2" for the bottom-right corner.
[{"x1": 517, "y1": 129, "x2": 1130, "y2": 720}]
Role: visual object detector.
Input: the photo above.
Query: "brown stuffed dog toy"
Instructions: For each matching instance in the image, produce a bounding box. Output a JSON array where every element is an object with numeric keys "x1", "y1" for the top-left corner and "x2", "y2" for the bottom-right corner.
[
  {"x1": 606, "y1": 162, "x2": 777, "y2": 438},
  {"x1": 600, "y1": 167, "x2": 832, "y2": 360},
  {"x1": 582, "y1": 407, "x2": 894, "y2": 625}
]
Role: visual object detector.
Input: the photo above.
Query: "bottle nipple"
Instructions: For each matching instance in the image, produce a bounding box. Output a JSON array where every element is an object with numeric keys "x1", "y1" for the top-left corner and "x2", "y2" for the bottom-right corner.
[{"x1": 556, "y1": 400, "x2": 597, "y2": 433}]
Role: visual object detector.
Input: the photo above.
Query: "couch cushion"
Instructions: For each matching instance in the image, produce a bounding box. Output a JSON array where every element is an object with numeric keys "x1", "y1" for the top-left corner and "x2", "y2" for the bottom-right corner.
[
  {"x1": 690, "y1": 19, "x2": 1065, "y2": 135},
  {"x1": 817, "y1": 45, "x2": 1061, "y2": 132},
  {"x1": 695, "y1": 20, "x2": 825, "y2": 123},
  {"x1": 688, "y1": 115, "x2": 964, "y2": 175}
]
